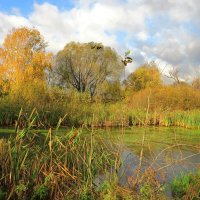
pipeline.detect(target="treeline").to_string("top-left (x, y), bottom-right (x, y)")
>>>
top-left (0, 27), bottom-right (200, 128)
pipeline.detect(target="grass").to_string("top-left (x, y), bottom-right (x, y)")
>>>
top-left (0, 110), bottom-right (166, 199)
top-left (0, 110), bottom-right (199, 199)
top-left (171, 171), bottom-right (200, 199)
top-left (1, 92), bottom-right (200, 129)
top-left (127, 109), bottom-right (200, 128)
top-left (0, 111), bottom-right (121, 199)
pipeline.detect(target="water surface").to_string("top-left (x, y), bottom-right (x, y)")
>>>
top-left (0, 127), bottom-right (199, 186)
top-left (94, 127), bottom-right (200, 196)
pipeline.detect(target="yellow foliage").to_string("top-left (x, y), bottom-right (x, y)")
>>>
top-left (0, 27), bottom-right (52, 94)
top-left (127, 62), bottom-right (162, 91)
top-left (127, 85), bottom-right (200, 111)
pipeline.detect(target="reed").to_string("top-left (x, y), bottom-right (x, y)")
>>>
top-left (0, 111), bottom-right (120, 199)
top-left (1, 102), bottom-right (200, 129)
top-left (1, 110), bottom-right (199, 199)
top-left (0, 90), bottom-right (200, 128)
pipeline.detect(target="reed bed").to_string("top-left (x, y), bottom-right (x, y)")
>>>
top-left (0, 111), bottom-right (122, 200)
top-left (0, 110), bottom-right (199, 199)
top-left (127, 110), bottom-right (200, 128)
top-left (0, 98), bottom-right (200, 129)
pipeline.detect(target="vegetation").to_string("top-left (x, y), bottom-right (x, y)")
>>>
top-left (0, 27), bottom-right (52, 96)
top-left (192, 77), bottom-right (200, 90)
top-left (171, 171), bottom-right (200, 199)
top-left (127, 61), bottom-right (162, 91)
top-left (0, 27), bottom-right (200, 199)
top-left (0, 111), bottom-right (118, 199)
top-left (0, 27), bottom-right (200, 129)
top-left (0, 111), bottom-right (168, 200)
top-left (54, 42), bottom-right (123, 98)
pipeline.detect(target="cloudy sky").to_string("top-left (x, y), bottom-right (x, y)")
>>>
top-left (0, 0), bottom-right (200, 80)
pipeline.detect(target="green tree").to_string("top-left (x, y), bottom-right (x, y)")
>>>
top-left (127, 61), bottom-right (162, 91)
top-left (53, 42), bottom-right (123, 97)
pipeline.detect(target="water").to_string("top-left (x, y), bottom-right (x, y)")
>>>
top-left (94, 127), bottom-right (200, 196)
top-left (1, 126), bottom-right (199, 196)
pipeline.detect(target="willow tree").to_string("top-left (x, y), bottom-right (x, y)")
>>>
top-left (54, 42), bottom-right (124, 97)
top-left (0, 27), bottom-right (52, 95)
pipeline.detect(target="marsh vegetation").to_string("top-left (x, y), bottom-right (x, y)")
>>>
top-left (0, 27), bottom-right (199, 199)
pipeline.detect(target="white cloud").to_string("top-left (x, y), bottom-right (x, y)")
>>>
top-left (137, 31), bottom-right (148, 41)
top-left (0, 0), bottom-right (200, 80)
top-left (0, 13), bottom-right (30, 44)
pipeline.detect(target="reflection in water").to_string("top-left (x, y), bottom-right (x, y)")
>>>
top-left (1, 127), bottom-right (200, 196)
top-left (95, 127), bottom-right (200, 197)
top-left (117, 145), bottom-right (200, 197)
top-left (119, 146), bottom-right (199, 182)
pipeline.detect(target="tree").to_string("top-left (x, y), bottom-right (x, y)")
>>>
top-left (0, 27), bottom-right (52, 94)
top-left (53, 42), bottom-right (124, 97)
top-left (165, 66), bottom-right (190, 86)
top-left (127, 61), bottom-right (162, 91)
top-left (100, 80), bottom-right (123, 102)
top-left (192, 77), bottom-right (200, 90)
top-left (165, 67), bottom-right (181, 85)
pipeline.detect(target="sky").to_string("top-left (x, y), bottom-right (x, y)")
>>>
top-left (0, 0), bottom-right (200, 80)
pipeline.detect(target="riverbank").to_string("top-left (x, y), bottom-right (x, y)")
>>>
top-left (0, 107), bottom-right (200, 129)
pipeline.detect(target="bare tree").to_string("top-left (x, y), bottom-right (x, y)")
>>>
top-left (192, 77), bottom-right (200, 90)
top-left (165, 67), bottom-right (180, 85)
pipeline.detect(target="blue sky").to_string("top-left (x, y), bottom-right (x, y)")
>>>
top-left (0, 0), bottom-right (74, 15)
top-left (0, 0), bottom-right (200, 80)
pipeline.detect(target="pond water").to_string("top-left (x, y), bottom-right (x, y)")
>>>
top-left (0, 126), bottom-right (199, 196)
top-left (93, 127), bottom-right (200, 196)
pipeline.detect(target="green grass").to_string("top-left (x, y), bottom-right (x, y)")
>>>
top-left (0, 110), bottom-right (165, 199)
top-left (0, 128), bottom-right (15, 133)
top-left (171, 171), bottom-right (200, 199)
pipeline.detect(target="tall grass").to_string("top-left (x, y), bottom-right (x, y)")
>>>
top-left (127, 109), bottom-right (200, 128)
top-left (1, 110), bottom-right (199, 199)
top-left (0, 110), bottom-right (168, 200)
top-left (0, 111), bottom-right (121, 199)
top-left (1, 85), bottom-right (200, 128)
top-left (0, 97), bottom-right (200, 129)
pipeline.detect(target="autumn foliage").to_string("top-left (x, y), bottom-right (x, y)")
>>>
top-left (0, 27), bottom-right (52, 94)
top-left (126, 85), bottom-right (200, 111)
top-left (0, 27), bottom-right (200, 127)
top-left (127, 61), bottom-right (162, 91)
